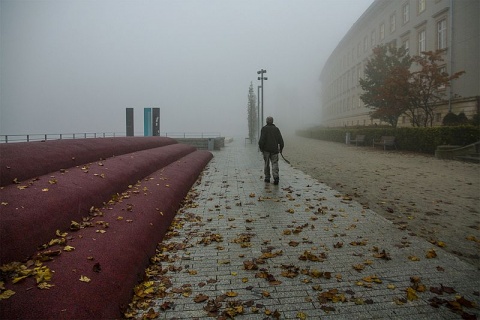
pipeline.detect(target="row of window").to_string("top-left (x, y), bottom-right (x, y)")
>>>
top-left (334, 0), bottom-right (447, 72)
top-left (324, 0), bottom-right (450, 105)
top-left (324, 94), bottom-right (363, 117)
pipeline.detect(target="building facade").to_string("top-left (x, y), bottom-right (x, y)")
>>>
top-left (319, 0), bottom-right (479, 127)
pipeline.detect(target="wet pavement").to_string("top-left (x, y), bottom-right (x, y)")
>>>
top-left (131, 139), bottom-right (480, 319)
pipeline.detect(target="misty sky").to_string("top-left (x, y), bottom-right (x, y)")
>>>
top-left (0, 0), bottom-right (373, 137)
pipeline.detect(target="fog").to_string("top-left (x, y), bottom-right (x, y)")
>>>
top-left (0, 0), bottom-right (372, 138)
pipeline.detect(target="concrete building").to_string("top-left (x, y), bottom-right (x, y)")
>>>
top-left (319, 0), bottom-right (479, 127)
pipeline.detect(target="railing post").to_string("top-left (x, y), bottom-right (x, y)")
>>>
top-left (45, 134), bottom-right (47, 141)
top-left (5, 136), bottom-right (8, 143)
top-left (27, 135), bottom-right (30, 142)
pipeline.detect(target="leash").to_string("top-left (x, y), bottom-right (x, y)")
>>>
top-left (280, 152), bottom-right (290, 164)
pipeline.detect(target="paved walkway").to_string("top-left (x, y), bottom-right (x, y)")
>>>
top-left (131, 139), bottom-right (480, 319)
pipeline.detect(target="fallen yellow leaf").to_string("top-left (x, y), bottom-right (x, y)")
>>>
top-left (37, 282), bottom-right (54, 289)
top-left (406, 287), bottom-right (418, 301)
top-left (35, 266), bottom-right (52, 283)
top-left (79, 275), bottom-right (91, 283)
top-left (426, 249), bottom-right (437, 259)
top-left (436, 241), bottom-right (446, 247)
top-left (56, 230), bottom-right (68, 237)
top-left (0, 290), bottom-right (15, 300)
top-left (12, 276), bottom-right (28, 284)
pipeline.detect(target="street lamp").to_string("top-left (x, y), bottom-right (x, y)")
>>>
top-left (257, 85), bottom-right (261, 139)
top-left (257, 69), bottom-right (267, 130)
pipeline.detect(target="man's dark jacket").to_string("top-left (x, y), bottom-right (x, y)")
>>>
top-left (259, 123), bottom-right (284, 154)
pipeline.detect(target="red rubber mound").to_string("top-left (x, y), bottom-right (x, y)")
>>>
top-left (0, 150), bottom-right (213, 319)
top-left (0, 143), bottom-right (197, 264)
top-left (0, 137), bottom-right (176, 187)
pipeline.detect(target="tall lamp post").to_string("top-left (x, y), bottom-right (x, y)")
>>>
top-left (257, 85), bottom-right (261, 139)
top-left (257, 69), bottom-right (267, 130)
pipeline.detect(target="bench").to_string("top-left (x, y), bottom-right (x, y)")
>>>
top-left (373, 136), bottom-right (396, 150)
top-left (349, 134), bottom-right (366, 146)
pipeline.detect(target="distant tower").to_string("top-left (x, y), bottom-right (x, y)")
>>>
top-left (152, 108), bottom-right (160, 136)
top-left (126, 108), bottom-right (134, 136)
top-left (144, 108), bottom-right (152, 136)
top-left (143, 107), bottom-right (160, 136)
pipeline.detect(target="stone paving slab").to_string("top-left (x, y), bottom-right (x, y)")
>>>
top-left (131, 139), bottom-right (480, 319)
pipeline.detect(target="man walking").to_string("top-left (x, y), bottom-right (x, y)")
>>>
top-left (258, 116), bottom-right (284, 185)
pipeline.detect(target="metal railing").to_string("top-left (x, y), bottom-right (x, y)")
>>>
top-left (163, 132), bottom-right (221, 139)
top-left (0, 132), bottom-right (222, 143)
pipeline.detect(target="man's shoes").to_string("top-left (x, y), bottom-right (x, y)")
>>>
top-left (273, 178), bottom-right (279, 185)
top-left (264, 178), bottom-right (270, 183)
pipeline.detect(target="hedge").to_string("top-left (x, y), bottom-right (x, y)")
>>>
top-left (296, 125), bottom-right (480, 154)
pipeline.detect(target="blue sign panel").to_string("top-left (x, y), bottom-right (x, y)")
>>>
top-left (144, 108), bottom-right (152, 136)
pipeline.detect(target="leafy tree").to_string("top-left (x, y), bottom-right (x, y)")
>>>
top-left (247, 82), bottom-right (257, 142)
top-left (361, 47), bottom-right (465, 128)
top-left (406, 50), bottom-right (465, 127)
top-left (360, 44), bottom-right (412, 127)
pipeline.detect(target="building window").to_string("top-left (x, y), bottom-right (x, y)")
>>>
top-left (437, 18), bottom-right (447, 50)
top-left (371, 30), bottom-right (376, 47)
top-left (390, 13), bottom-right (396, 33)
top-left (418, 29), bottom-right (426, 54)
top-left (364, 36), bottom-right (368, 52)
top-left (351, 67), bottom-right (355, 88)
top-left (380, 23), bottom-right (385, 40)
top-left (435, 113), bottom-right (442, 122)
top-left (438, 66), bottom-right (447, 89)
top-left (402, 38), bottom-right (410, 54)
top-left (388, 39), bottom-right (397, 49)
top-left (418, 0), bottom-right (426, 14)
top-left (403, 2), bottom-right (410, 24)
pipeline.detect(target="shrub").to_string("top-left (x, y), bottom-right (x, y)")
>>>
top-left (296, 125), bottom-right (480, 154)
top-left (457, 112), bottom-right (468, 125)
top-left (470, 114), bottom-right (480, 127)
top-left (442, 112), bottom-right (458, 126)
